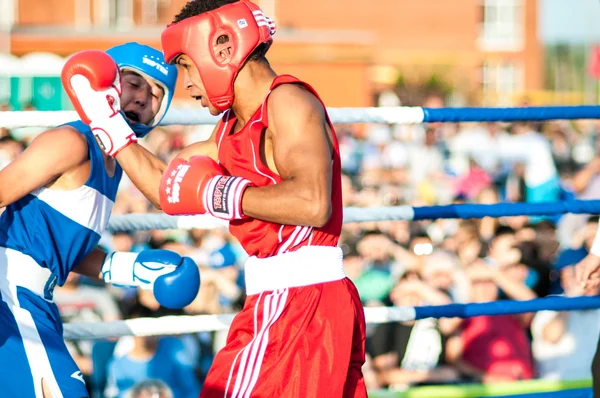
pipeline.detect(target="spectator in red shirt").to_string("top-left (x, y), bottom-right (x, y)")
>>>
top-left (445, 261), bottom-right (537, 383)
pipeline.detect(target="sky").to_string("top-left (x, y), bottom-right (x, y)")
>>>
top-left (540, 0), bottom-right (600, 43)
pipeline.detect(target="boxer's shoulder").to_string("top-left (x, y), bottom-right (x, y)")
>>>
top-left (266, 83), bottom-right (326, 131)
top-left (38, 124), bottom-right (86, 143)
top-left (22, 125), bottom-right (88, 165)
top-left (268, 82), bottom-right (322, 109)
top-left (176, 126), bottom-right (219, 161)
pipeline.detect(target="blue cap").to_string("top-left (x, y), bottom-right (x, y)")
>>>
top-left (106, 42), bottom-right (178, 138)
top-left (554, 248), bottom-right (587, 271)
top-left (209, 244), bottom-right (238, 269)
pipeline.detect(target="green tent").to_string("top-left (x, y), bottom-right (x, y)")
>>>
top-left (2, 52), bottom-right (71, 111)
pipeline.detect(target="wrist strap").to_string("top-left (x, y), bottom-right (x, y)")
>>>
top-left (205, 175), bottom-right (252, 220)
top-left (91, 113), bottom-right (137, 157)
top-left (101, 251), bottom-right (138, 287)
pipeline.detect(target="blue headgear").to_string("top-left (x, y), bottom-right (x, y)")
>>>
top-left (106, 42), bottom-right (178, 138)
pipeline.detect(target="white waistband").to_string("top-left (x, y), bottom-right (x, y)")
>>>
top-left (0, 247), bottom-right (56, 300)
top-left (244, 246), bottom-right (346, 295)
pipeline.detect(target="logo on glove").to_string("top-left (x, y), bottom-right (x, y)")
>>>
top-left (213, 176), bottom-right (231, 214)
top-left (166, 164), bottom-right (190, 203)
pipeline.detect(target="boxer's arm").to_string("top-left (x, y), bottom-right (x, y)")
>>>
top-left (0, 126), bottom-right (88, 208)
top-left (74, 245), bottom-right (200, 309)
top-left (176, 134), bottom-right (218, 161)
top-left (73, 246), bottom-right (107, 278)
top-left (115, 127), bottom-right (218, 209)
top-left (115, 144), bottom-right (168, 209)
top-left (241, 84), bottom-right (333, 227)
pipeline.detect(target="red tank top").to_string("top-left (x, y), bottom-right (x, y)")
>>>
top-left (215, 75), bottom-right (343, 258)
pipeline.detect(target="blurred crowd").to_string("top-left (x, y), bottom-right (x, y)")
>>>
top-left (2, 99), bottom-right (600, 396)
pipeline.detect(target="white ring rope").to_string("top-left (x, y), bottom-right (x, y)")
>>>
top-left (62, 307), bottom-right (419, 340)
top-left (3, 105), bottom-right (600, 129)
top-left (63, 296), bottom-right (600, 340)
top-left (1, 107), bottom-right (425, 128)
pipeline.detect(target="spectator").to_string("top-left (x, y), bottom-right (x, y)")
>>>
top-left (475, 186), bottom-right (501, 242)
top-left (483, 226), bottom-right (521, 269)
top-left (420, 250), bottom-right (469, 303)
top-left (407, 126), bottom-right (448, 204)
top-left (127, 379), bottom-right (173, 398)
top-left (453, 158), bottom-right (492, 201)
top-left (545, 122), bottom-right (576, 175)
top-left (369, 272), bottom-right (460, 389)
top-left (445, 262), bottom-right (536, 383)
top-left (105, 294), bottom-right (201, 398)
top-left (496, 122), bottom-right (560, 204)
top-left (531, 249), bottom-right (600, 381)
top-left (443, 220), bottom-right (486, 267)
top-left (353, 231), bottom-right (398, 304)
top-left (552, 216), bottom-right (599, 294)
top-left (0, 135), bottom-right (25, 171)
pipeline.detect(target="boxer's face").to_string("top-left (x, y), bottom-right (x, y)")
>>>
top-left (175, 54), bottom-right (221, 116)
top-left (120, 71), bottom-right (165, 126)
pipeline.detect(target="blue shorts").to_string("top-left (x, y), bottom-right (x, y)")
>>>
top-left (0, 284), bottom-right (89, 398)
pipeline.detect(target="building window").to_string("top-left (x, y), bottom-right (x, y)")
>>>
top-left (95, 0), bottom-right (132, 28)
top-left (481, 61), bottom-right (524, 105)
top-left (139, 0), bottom-right (171, 25)
top-left (109, 0), bottom-right (133, 28)
top-left (478, 0), bottom-right (524, 52)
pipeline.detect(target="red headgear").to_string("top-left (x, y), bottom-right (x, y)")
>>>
top-left (161, 0), bottom-right (276, 112)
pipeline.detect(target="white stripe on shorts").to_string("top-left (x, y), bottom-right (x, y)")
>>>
top-left (241, 289), bottom-right (288, 397)
top-left (224, 291), bottom-right (264, 398)
top-left (226, 288), bottom-right (288, 398)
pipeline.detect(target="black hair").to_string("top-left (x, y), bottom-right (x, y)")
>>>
top-left (494, 225), bottom-right (515, 237)
top-left (410, 231), bottom-right (431, 241)
top-left (121, 295), bottom-right (185, 319)
top-left (534, 219), bottom-right (556, 233)
top-left (361, 229), bottom-right (384, 238)
top-left (172, 0), bottom-right (270, 64)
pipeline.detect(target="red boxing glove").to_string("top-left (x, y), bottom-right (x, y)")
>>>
top-left (160, 156), bottom-right (253, 220)
top-left (61, 50), bottom-right (137, 156)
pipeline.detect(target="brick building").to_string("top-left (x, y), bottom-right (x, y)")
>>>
top-left (1, 0), bottom-right (542, 110)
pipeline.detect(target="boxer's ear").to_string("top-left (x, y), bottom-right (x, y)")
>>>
top-left (214, 34), bottom-right (233, 64)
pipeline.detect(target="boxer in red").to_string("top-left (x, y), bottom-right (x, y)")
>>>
top-left (159, 2), bottom-right (367, 397)
top-left (60, 1), bottom-right (366, 396)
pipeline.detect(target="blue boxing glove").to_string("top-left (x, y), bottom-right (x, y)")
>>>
top-left (101, 249), bottom-right (200, 309)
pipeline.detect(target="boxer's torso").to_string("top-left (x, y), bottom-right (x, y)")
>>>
top-left (0, 121), bottom-right (122, 291)
top-left (216, 75), bottom-right (343, 258)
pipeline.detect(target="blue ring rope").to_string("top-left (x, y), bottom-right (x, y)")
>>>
top-left (107, 199), bottom-right (600, 232)
top-left (422, 105), bottom-right (600, 122)
top-left (485, 388), bottom-right (592, 398)
top-left (414, 296), bottom-right (600, 320)
top-left (411, 200), bottom-right (600, 221)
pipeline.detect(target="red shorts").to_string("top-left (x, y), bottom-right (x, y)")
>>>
top-left (199, 278), bottom-right (367, 398)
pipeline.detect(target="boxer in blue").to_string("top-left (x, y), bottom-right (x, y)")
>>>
top-left (0, 42), bottom-right (200, 398)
